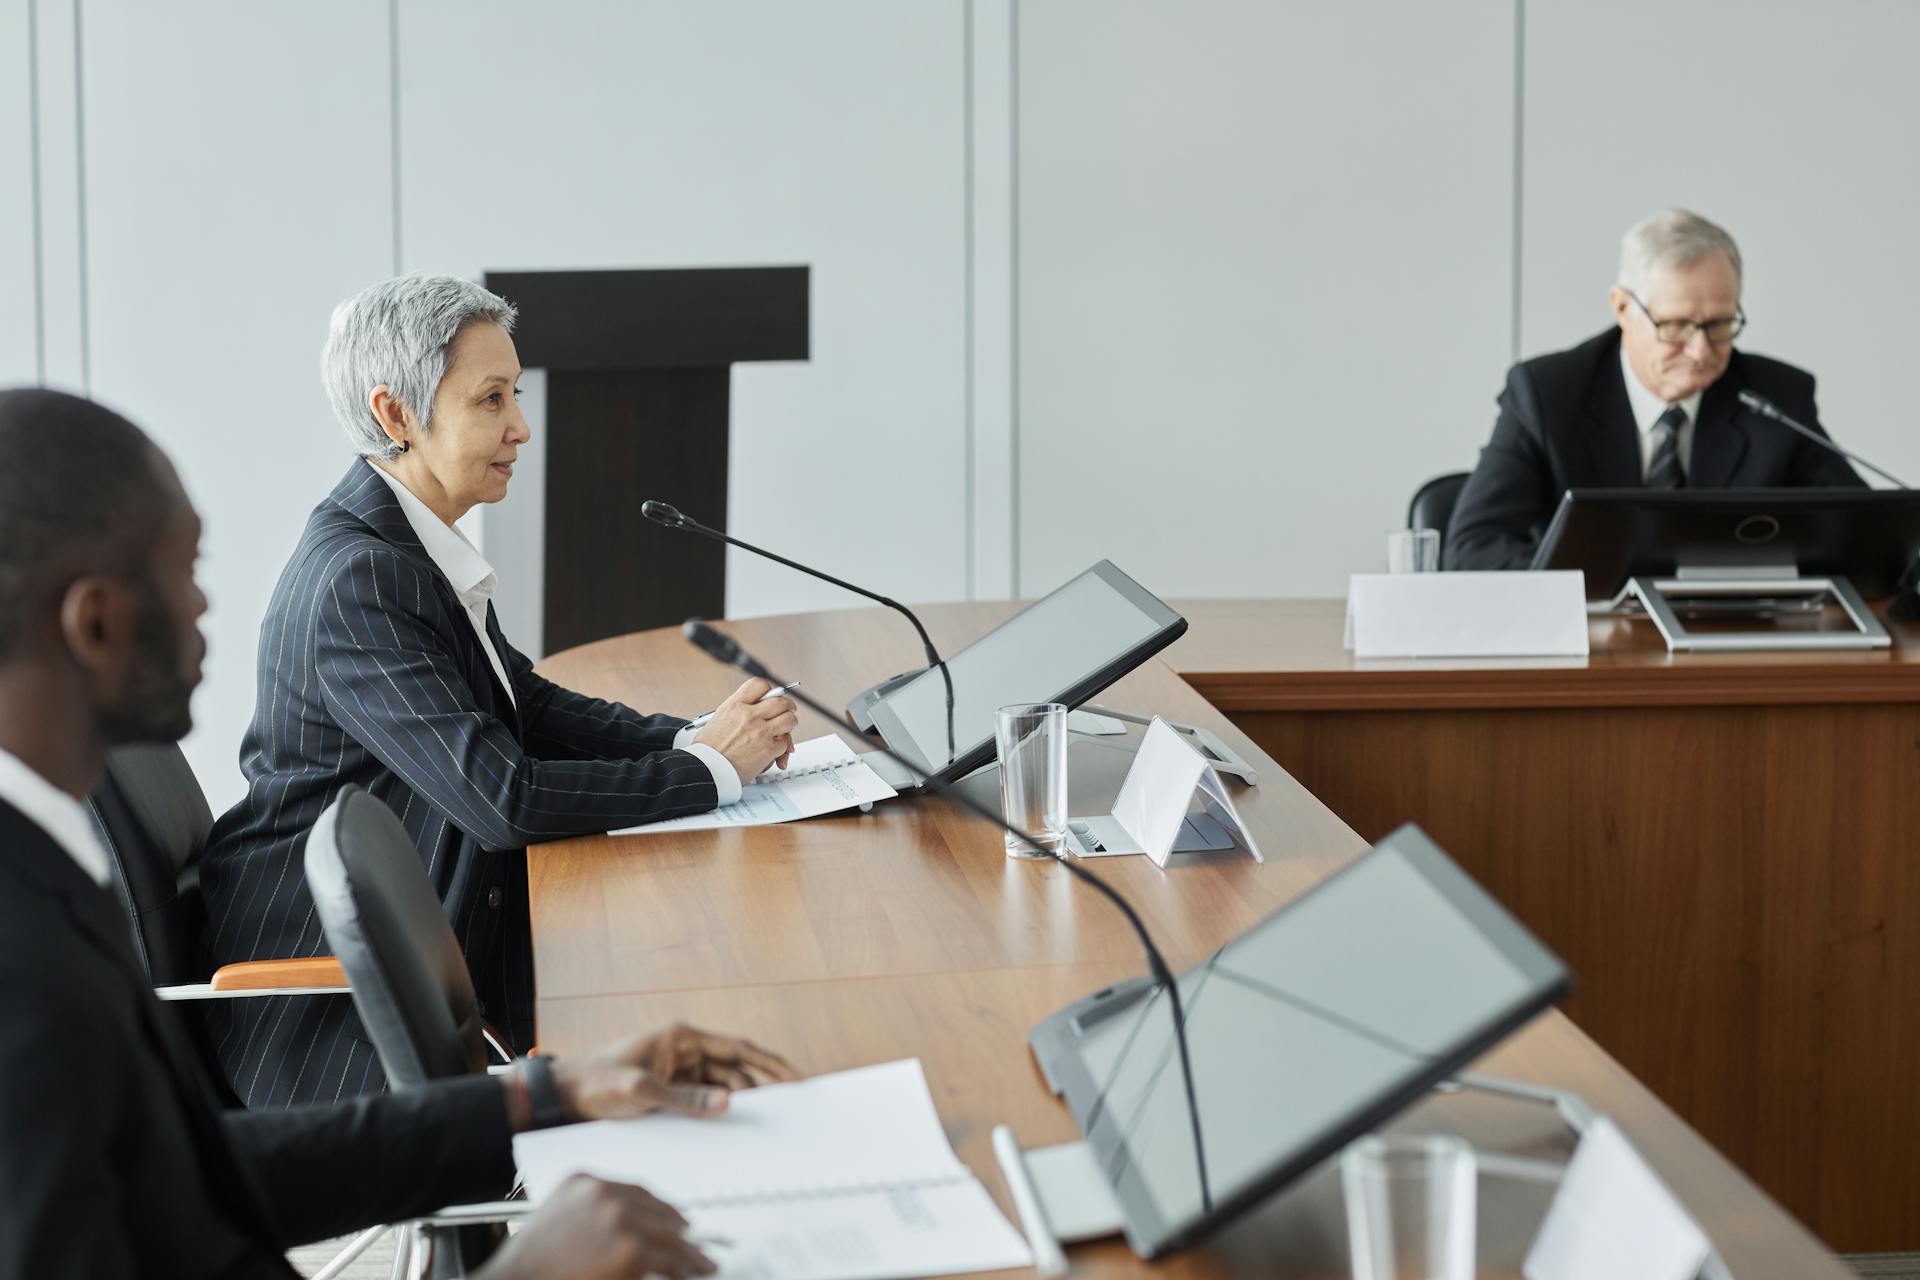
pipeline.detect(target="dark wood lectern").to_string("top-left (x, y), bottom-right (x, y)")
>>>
top-left (483, 267), bottom-right (809, 653)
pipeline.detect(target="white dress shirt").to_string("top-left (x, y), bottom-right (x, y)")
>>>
top-left (370, 466), bottom-right (740, 804)
top-left (0, 747), bottom-right (111, 886)
top-left (1620, 347), bottom-right (1702, 482)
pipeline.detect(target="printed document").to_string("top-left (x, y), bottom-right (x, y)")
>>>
top-left (612, 735), bottom-right (897, 835)
top-left (513, 1059), bottom-right (1034, 1280)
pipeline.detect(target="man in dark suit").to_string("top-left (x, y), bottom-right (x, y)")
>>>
top-left (0, 388), bottom-right (796, 1276)
top-left (201, 275), bottom-right (800, 1108)
top-left (1446, 209), bottom-right (1864, 569)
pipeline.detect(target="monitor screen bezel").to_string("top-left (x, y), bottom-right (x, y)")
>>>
top-left (865, 560), bottom-right (1188, 785)
top-left (1040, 824), bottom-right (1573, 1260)
top-left (1529, 486), bottom-right (1920, 599)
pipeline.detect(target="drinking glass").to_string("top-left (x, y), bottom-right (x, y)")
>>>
top-left (1341, 1134), bottom-right (1476, 1280)
top-left (995, 702), bottom-right (1067, 858)
top-left (1387, 528), bottom-right (1442, 573)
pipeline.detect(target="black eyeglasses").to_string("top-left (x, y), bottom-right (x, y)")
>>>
top-left (1623, 288), bottom-right (1746, 346)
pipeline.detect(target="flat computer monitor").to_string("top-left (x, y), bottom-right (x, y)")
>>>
top-left (1028, 823), bottom-right (1572, 1260)
top-left (865, 561), bottom-right (1187, 785)
top-left (1529, 487), bottom-right (1920, 600)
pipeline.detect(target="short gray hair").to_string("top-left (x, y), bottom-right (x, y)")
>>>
top-left (1617, 209), bottom-right (1743, 296)
top-left (322, 274), bottom-right (517, 460)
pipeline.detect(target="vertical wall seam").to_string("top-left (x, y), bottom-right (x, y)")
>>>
top-left (27, 0), bottom-right (45, 383)
top-left (72, 0), bottom-right (88, 392)
top-left (1510, 0), bottom-right (1525, 363)
top-left (1007, 0), bottom-right (1020, 597)
top-left (389, 0), bottom-right (402, 273)
top-left (963, 0), bottom-right (976, 599)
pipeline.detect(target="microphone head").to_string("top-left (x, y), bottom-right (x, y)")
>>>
top-left (681, 619), bottom-right (772, 679)
top-left (1736, 389), bottom-right (1777, 418)
top-left (682, 618), bottom-right (740, 664)
top-left (641, 500), bottom-right (686, 528)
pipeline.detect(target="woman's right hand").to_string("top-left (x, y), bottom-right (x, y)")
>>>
top-left (692, 678), bottom-right (798, 780)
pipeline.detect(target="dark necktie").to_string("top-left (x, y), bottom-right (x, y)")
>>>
top-left (1647, 405), bottom-right (1686, 489)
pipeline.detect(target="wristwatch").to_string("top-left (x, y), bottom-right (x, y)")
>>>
top-left (519, 1055), bottom-right (569, 1130)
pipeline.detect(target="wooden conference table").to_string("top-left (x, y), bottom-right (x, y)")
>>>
top-left (1167, 599), bottom-right (1920, 1254)
top-left (530, 603), bottom-right (1847, 1277)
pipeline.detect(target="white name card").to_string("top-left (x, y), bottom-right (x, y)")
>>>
top-left (1068, 718), bottom-right (1260, 866)
top-left (1345, 571), bottom-right (1590, 658)
top-left (1524, 1117), bottom-right (1710, 1280)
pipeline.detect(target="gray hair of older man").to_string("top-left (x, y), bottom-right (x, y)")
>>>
top-left (322, 274), bottom-right (518, 460)
top-left (1617, 209), bottom-right (1744, 297)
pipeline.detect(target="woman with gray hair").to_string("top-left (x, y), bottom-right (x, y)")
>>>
top-left (199, 273), bottom-right (798, 1108)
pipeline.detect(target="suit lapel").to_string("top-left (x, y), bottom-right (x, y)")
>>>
top-left (1581, 353), bottom-right (1646, 488)
top-left (1688, 372), bottom-right (1750, 488)
top-left (329, 460), bottom-right (524, 738)
top-left (483, 604), bottom-right (524, 735)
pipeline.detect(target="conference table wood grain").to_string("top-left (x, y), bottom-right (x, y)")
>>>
top-left (530, 604), bottom-right (1845, 1277)
top-left (1166, 597), bottom-right (1920, 1254)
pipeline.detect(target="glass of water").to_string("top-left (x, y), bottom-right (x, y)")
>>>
top-left (1387, 528), bottom-right (1442, 573)
top-left (1341, 1134), bottom-right (1476, 1280)
top-left (995, 702), bottom-right (1068, 858)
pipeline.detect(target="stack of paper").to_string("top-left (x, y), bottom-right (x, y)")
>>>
top-left (612, 735), bottom-right (897, 835)
top-left (512, 1059), bottom-right (1033, 1280)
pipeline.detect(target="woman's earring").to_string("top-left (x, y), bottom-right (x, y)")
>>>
top-left (397, 440), bottom-right (410, 454)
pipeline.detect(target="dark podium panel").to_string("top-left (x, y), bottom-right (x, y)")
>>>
top-left (485, 267), bottom-right (808, 653)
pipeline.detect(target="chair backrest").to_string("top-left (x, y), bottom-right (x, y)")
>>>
top-left (1408, 471), bottom-right (1471, 554)
top-left (304, 786), bottom-right (489, 1088)
top-left (88, 742), bottom-right (215, 986)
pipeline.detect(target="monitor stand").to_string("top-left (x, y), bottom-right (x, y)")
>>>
top-left (844, 669), bottom-right (921, 734)
top-left (1599, 563), bottom-right (1892, 652)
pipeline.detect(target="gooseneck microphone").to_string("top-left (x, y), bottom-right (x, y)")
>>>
top-left (644, 501), bottom-right (956, 762)
top-left (681, 618), bottom-right (1213, 1212)
top-left (1735, 390), bottom-right (1911, 489)
top-left (1733, 393), bottom-right (1920, 619)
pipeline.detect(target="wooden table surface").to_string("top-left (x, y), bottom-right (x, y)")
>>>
top-left (530, 603), bottom-right (1845, 1277)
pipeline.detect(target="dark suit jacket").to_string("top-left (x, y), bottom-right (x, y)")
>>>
top-left (0, 798), bottom-right (514, 1278)
top-left (202, 460), bottom-right (720, 1107)
top-left (1445, 328), bottom-right (1865, 569)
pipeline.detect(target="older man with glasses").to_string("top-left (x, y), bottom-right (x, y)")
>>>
top-left (1445, 208), bottom-right (1865, 570)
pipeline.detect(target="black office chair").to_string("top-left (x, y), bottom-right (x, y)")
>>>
top-left (88, 746), bottom-right (351, 1080)
top-left (90, 742), bottom-right (215, 986)
top-left (87, 746), bottom-right (369, 1277)
top-left (305, 786), bottom-right (518, 1278)
top-left (1407, 471), bottom-right (1472, 559)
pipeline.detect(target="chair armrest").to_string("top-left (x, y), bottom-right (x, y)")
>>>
top-left (412, 1200), bottom-right (533, 1228)
top-left (154, 956), bottom-right (352, 1001)
top-left (211, 956), bottom-right (348, 991)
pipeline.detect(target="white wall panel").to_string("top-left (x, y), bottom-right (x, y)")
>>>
top-left (400, 0), bottom-right (969, 635)
top-left (80, 0), bottom-right (394, 809)
top-left (0, 0), bottom-right (36, 384)
top-left (1521, 0), bottom-right (1920, 489)
top-left (28, 0), bottom-right (82, 389)
top-left (1016, 0), bottom-right (1515, 599)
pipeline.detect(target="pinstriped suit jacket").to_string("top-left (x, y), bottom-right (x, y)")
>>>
top-left (200, 460), bottom-right (719, 1108)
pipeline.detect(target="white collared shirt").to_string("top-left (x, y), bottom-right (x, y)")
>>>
top-left (0, 747), bottom-right (112, 886)
top-left (1619, 347), bottom-right (1702, 481)
top-left (370, 465), bottom-right (740, 804)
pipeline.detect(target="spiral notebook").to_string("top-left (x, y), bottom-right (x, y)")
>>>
top-left (512, 1059), bottom-right (1033, 1280)
top-left (612, 735), bottom-right (898, 835)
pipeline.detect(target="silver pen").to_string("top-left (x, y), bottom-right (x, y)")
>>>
top-left (684, 681), bottom-right (801, 731)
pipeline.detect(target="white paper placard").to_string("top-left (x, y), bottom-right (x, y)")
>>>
top-left (1070, 718), bottom-right (1261, 865)
top-left (1346, 571), bottom-right (1590, 658)
top-left (1109, 717), bottom-right (1207, 860)
top-left (1523, 1117), bottom-right (1710, 1280)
